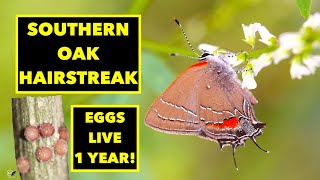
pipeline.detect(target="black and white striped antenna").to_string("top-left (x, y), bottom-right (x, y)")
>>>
top-left (173, 18), bottom-right (200, 57)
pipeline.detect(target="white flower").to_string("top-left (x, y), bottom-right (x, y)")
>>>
top-left (250, 53), bottom-right (273, 76)
top-left (242, 23), bottom-right (261, 47)
top-left (198, 43), bottom-right (244, 67)
top-left (228, 54), bottom-right (244, 67)
top-left (216, 52), bottom-right (243, 67)
top-left (242, 23), bottom-right (275, 47)
top-left (258, 26), bottom-right (276, 46)
top-left (303, 12), bottom-right (320, 30)
top-left (271, 47), bottom-right (291, 64)
top-left (279, 32), bottom-right (304, 54)
top-left (303, 55), bottom-right (320, 73)
top-left (290, 57), bottom-right (312, 79)
top-left (312, 41), bottom-right (320, 49)
top-left (198, 43), bottom-right (219, 53)
top-left (241, 69), bottom-right (257, 89)
top-left (290, 55), bottom-right (320, 79)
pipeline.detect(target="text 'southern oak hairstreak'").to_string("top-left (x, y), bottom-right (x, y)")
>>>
top-left (144, 19), bottom-right (269, 170)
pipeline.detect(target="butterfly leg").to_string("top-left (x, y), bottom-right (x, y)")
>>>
top-left (250, 137), bottom-right (270, 153)
top-left (232, 144), bottom-right (239, 171)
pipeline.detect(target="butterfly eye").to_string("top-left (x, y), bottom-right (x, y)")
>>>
top-left (200, 52), bottom-right (213, 59)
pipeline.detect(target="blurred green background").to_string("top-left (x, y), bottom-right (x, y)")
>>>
top-left (1, 0), bottom-right (320, 179)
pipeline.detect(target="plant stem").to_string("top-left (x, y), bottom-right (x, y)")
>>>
top-left (12, 95), bottom-right (69, 180)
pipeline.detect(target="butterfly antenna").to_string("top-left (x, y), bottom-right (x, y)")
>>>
top-left (232, 145), bottom-right (239, 171)
top-left (170, 53), bottom-right (199, 59)
top-left (250, 137), bottom-right (270, 153)
top-left (236, 67), bottom-right (253, 75)
top-left (174, 18), bottom-right (200, 57)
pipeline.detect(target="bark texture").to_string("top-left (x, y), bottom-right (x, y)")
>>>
top-left (12, 95), bottom-right (69, 180)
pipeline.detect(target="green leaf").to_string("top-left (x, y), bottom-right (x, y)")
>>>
top-left (296, 0), bottom-right (312, 19)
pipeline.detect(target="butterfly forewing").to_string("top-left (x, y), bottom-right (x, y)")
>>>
top-left (144, 61), bottom-right (210, 134)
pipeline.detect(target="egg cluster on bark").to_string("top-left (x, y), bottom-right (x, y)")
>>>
top-left (17, 123), bottom-right (70, 174)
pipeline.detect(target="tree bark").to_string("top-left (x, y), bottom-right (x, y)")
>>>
top-left (12, 95), bottom-right (69, 180)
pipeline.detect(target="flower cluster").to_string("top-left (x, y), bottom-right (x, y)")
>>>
top-left (280, 13), bottom-right (320, 79)
top-left (199, 13), bottom-right (320, 89)
top-left (239, 23), bottom-right (276, 89)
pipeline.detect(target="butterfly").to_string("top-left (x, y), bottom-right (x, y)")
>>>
top-left (144, 18), bottom-right (268, 170)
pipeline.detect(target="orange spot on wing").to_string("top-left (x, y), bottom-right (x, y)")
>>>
top-left (189, 61), bottom-right (208, 68)
top-left (207, 117), bottom-right (239, 129)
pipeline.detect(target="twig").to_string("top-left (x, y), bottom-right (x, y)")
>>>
top-left (12, 95), bottom-right (69, 180)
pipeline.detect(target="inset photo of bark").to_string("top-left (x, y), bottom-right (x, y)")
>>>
top-left (12, 96), bottom-right (69, 180)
